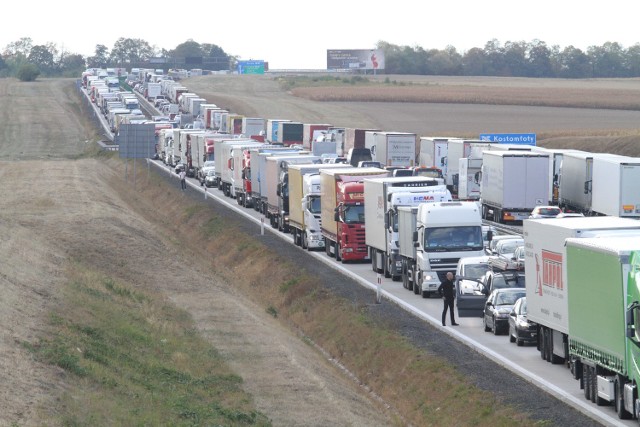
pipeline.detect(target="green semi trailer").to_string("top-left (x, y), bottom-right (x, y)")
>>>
top-left (565, 236), bottom-right (640, 420)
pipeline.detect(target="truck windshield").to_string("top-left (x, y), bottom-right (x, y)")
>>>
top-left (424, 226), bottom-right (483, 251)
top-left (343, 205), bottom-right (365, 224)
top-left (308, 196), bottom-right (321, 214)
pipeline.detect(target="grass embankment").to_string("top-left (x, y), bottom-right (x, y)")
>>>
top-left (25, 261), bottom-right (270, 426)
top-left (97, 154), bottom-right (540, 426)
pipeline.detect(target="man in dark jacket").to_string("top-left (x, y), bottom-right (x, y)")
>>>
top-left (438, 271), bottom-right (459, 326)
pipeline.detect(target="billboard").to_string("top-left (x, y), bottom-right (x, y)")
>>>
top-left (327, 49), bottom-right (385, 71)
top-left (237, 60), bottom-right (265, 75)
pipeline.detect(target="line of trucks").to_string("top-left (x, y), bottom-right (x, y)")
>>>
top-left (83, 68), bottom-right (640, 421)
top-left (519, 216), bottom-right (640, 420)
top-left (84, 67), bottom-right (640, 226)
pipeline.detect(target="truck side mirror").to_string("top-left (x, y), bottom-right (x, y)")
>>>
top-left (334, 206), bottom-right (339, 222)
top-left (276, 183), bottom-right (281, 196)
top-left (412, 231), bottom-right (418, 242)
top-left (487, 230), bottom-right (493, 241)
top-left (584, 180), bottom-right (592, 194)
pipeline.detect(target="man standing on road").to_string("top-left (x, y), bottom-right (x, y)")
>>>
top-left (438, 271), bottom-right (458, 326)
top-left (179, 168), bottom-right (187, 190)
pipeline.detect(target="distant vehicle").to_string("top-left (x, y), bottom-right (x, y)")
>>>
top-left (198, 160), bottom-right (216, 184)
top-left (483, 288), bottom-right (527, 335)
top-left (493, 238), bottom-right (525, 260)
top-left (203, 169), bottom-right (216, 187)
top-left (486, 234), bottom-right (522, 256)
top-left (508, 297), bottom-right (536, 346)
top-left (511, 245), bottom-right (525, 270)
top-left (529, 205), bottom-right (562, 219)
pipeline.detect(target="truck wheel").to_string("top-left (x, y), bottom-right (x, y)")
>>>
top-left (335, 243), bottom-right (342, 262)
top-left (402, 263), bottom-right (409, 289)
top-left (383, 254), bottom-right (391, 278)
top-left (301, 233), bottom-right (307, 249)
top-left (325, 238), bottom-right (333, 257)
top-left (540, 328), bottom-right (547, 361)
top-left (583, 365), bottom-right (592, 401)
top-left (615, 375), bottom-right (631, 419)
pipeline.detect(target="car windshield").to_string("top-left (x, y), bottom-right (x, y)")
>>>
top-left (204, 161), bottom-right (215, 168)
top-left (499, 241), bottom-right (522, 254)
top-left (309, 196), bottom-right (321, 214)
top-left (538, 207), bottom-right (561, 216)
top-left (207, 170), bottom-right (216, 176)
top-left (424, 226), bottom-right (483, 252)
top-left (496, 291), bottom-right (525, 305)
top-left (494, 273), bottom-right (526, 289)
top-left (462, 263), bottom-right (490, 279)
top-left (343, 205), bottom-right (364, 224)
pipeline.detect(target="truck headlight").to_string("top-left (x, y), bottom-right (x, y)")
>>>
top-left (343, 248), bottom-right (354, 253)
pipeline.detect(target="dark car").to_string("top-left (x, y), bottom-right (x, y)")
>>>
top-left (508, 297), bottom-right (537, 346)
top-left (480, 268), bottom-right (526, 297)
top-left (483, 288), bottom-right (527, 335)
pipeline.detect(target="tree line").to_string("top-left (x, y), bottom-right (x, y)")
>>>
top-left (1, 37), bottom-right (639, 80)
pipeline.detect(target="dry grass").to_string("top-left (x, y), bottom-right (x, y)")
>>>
top-left (108, 156), bottom-right (542, 426)
top-left (292, 84), bottom-right (640, 110)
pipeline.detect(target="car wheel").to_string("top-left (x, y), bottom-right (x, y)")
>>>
top-left (483, 316), bottom-right (490, 332)
top-left (509, 326), bottom-right (516, 343)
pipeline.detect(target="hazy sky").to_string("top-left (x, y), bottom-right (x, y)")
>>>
top-left (3, 1), bottom-right (640, 70)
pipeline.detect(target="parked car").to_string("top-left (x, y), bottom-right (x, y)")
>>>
top-left (493, 238), bottom-right (524, 260)
top-left (479, 267), bottom-right (526, 297)
top-left (203, 169), bottom-right (216, 187)
top-left (199, 161), bottom-right (216, 184)
top-left (529, 205), bottom-right (562, 219)
top-left (487, 234), bottom-right (522, 256)
top-left (508, 297), bottom-right (537, 346)
top-left (511, 245), bottom-right (525, 270)
top-left (483, 288), bottom-right (527, 335)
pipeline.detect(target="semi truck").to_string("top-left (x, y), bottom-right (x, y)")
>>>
top-left (266, 154), bottom-right (320, 230)
top-left (418, 137), bottom-right (455, 182)
top-left (564, 236), bottom-right (640, 419)
top-left (480, 151), bottom-right (550, 223)
top-left (277, 121), bottom-right (304, 146)
top-left (214, 138), bottom-right (255, 193)
top-left (523, 217), bottom-right (640, 366)
top-left (228, 141), bottom-right (265, 202)
top-left (364, 131), bottom-right (417, 167)
top-left (266, 119), bottom-right (290, 143)
top-left (302, 123), bottom-right (332, 150)
top-left (242, 117), bottom-right (266, 138)
top-left (320, 167), bottom-right (389, 262)
top-left (250, 147), bottom-right (304, 213)
top-left (401, 201), bottom-right (484, 297)
top-left (457, 157), bottom-right (483, 200)
top-left (446, 139), bottom-right (491, 195)
top-left (287, 163), bottom-right (347, 250)
top-left (590, 155), bottom-right (640, 217)
top-left (363, 177), bottom-right (451, 280)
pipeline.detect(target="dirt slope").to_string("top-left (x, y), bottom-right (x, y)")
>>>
top-left (0, 78), bottom-right (393, 426)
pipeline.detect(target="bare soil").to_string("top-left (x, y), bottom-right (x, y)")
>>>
top-left (2, 74), bottom-right (638, 426)
top-left (0, 78), bottom-right (393, 426)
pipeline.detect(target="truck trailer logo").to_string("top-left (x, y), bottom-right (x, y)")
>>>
top-left (536, 250), bottom-right (563, 296)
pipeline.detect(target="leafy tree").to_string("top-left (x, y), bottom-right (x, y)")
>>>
top-left (17, 62), bottom-right (40, 81)
top-left (554, 45), bottom-right (591, 78)
top-left (28, 45), bottom-right (55, 74)
top-left (87, 44), bottom-right (109, 68)
top-left (60, 53), bottom-right (86, 76)
top-left (110, 38), bottom-right (153, 65)
top-left (0, 54), bottom-right (6, 70)
top-left (528, 40), bottom-right (553, 77)
top-left (172, 40), bottom-right (203, 58)
top-left (624, 44), bottom-right (640, 77)
top-left (3, 37), bottom-right (32, 58)
top-left (461, 47), bottom-right (487, 76)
